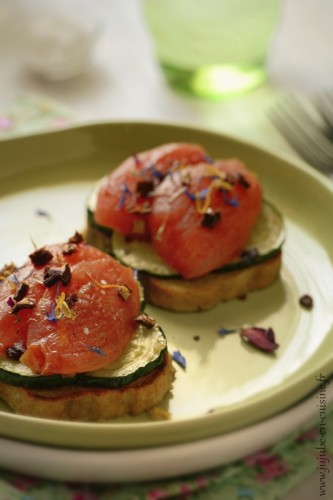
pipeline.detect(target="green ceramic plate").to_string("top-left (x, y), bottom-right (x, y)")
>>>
top-left (0, 121), bottom-right (332, 450)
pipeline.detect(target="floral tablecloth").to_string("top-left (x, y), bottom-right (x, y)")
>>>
top-left (0, 405), bottom-right (332, 500)
top-left (0, 95), bottom-right (332, 500)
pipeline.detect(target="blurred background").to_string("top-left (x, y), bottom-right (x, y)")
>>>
top-left (0, 0), bottom-right (332, 151)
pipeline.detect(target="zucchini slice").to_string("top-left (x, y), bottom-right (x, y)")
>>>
top-left (87, 183), bottom-right (285, 278)
top-left (0, 324), bottom-right (167, 389)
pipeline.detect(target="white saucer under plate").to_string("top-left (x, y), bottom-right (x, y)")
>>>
top-left (1, 382), bottom-right (332, 483)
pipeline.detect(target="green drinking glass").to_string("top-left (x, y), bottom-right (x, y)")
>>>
top-left (143, 0), bottom-right (280, 99)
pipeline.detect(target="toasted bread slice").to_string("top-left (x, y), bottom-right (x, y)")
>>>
top-left (0, 354), bottom-right (175, 421)
top-left (139, 252), bottom-right (282, 312)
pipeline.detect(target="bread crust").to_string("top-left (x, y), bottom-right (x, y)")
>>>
top-left (0, 354), bottom-right (175, 421)
top-left (140, 252), bottom-right (282, 312)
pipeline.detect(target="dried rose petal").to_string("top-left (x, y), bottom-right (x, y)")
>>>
top-left (11, 298), bottom-right (35, 314)
top-left (62, 243), bottom-right (77, 255)
top-left (6, 340), bottom-right (26, 360)
top-left (201, 208), bottom-right (221, 228)
top-left (29, 247), bottom-right (53, 267)
top-left (117, 284), bottom-right (132, 301)
top-left (237, 173), bottom-right (251, 188)
top-left (13, 282), bottom-right (29, 302)
top-left (299, 294), bottom-right (313, 309)
top-left (43, 267), bottom-right (61, 287)
top-left (68, 231), bottom-right (84, 244)
top-left (60, 263), bottom-right (71, 286)
top-left (136, 179), bottom-right (155, 197)
top-left (66, 293), bottom-right (78, 308)
top-left (240, 326), bottom-right (279, 352)
top-left (6, 296), bottom-right (15, 308)
top-left (134, 313), bottom-right (157, 329)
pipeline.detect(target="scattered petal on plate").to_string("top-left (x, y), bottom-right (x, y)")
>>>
top-left (35, 208), bottom-right (51, 218)
top-left (299, 294), bottom-right (313, 309)
top-left (240, 326), bottom-right (279, 352)
top-left (172, 350), bottom-right (186, 369)
top-left (217, 327), bottom-right (238, 336)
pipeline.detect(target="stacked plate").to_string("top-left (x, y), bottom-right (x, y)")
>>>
top-left (0, 122), bottom-right (332, 482)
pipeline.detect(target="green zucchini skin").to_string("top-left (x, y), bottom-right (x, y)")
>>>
top-left (135, 248), bottom-right (283, 280)
top-left (212, 249), bottom-right (282, 274)
top-left (86, 199), bottom-right (285, 280)
top-left (0, 352), bottom-right (166, 390)
top-left (0, 326), bottom-right (167, 390)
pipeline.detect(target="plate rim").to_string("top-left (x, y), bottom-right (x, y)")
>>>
top-left (1, 382), bottom-right (332, 483)
top-left (2, 117), bottom-right (333, 190)
top-left (0, 120), bottom-right (332, 449)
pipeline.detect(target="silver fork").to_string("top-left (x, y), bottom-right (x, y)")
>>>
top-left (269, 93), bottom-right (333, 179)
top-left (314, 91), bottom-right (333, 141)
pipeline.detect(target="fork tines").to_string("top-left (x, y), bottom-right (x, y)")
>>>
top-left (315, 91), bottom-right (333, 140)
top-left (270, 94), bottom-right (333, 179)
